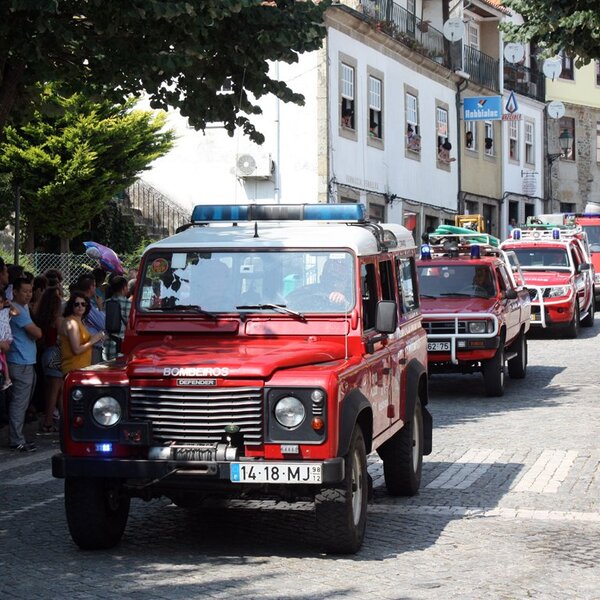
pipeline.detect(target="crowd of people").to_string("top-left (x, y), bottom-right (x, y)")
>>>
top-left (0, 256), bottom-right (135, 453)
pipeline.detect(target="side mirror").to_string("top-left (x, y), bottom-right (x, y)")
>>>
top-left (578, 263), bottom-right (590, 272)
top-left (505, 288), bottom-right (518, 300)
top-left (376, 300), bottom-right (398, 333)
top-left (105, 300), bottom-right (122, 334)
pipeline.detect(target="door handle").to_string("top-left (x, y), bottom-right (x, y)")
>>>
top-left (399, 356), bottom-right (407, 366)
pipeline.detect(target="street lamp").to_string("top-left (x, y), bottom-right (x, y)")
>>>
top-left (547, 128), bottom-right (574, 212)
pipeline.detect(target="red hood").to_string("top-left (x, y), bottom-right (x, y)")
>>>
top-left (125, 338), bottom-right (345, 379)
top-left (521, 271), bottom-right (572, 286)
top-left (420, 297), bottom-right (497, 315)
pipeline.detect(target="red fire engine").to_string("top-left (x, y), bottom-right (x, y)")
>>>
top-left (52, 204), bottom-right (432, 554)
top-left (501, 223), bottom-right (595, 336)
top-left (417, 234), bottom-right (531, 396)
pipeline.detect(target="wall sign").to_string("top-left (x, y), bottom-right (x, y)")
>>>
top-left (463, 96), bottom-right (503, 121)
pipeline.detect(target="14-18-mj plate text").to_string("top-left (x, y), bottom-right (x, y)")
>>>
top-left (230, 462), bottom-right (322, 484)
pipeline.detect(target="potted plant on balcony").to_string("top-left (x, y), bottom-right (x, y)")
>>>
top-left (417, 19), bottom-right (431, 33)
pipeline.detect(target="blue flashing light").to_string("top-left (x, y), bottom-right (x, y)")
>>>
top-left (513, 228), bottom-right (521, 240)
top-left (420, 244), bottom-right (432, 260)
top-left (470, 244), bottom-right (481, 259)
top-left (552, 228), bottom-right (561, 240)
top-left (191, 203), bottom-right (366, 223)
top-left (95, 443), bottom-right (113, 453)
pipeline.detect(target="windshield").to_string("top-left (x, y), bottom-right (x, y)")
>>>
top-left (418, 264), bottom-right (496, 298)
top-left (138, 250), bottom-right (355, 314)
top-left (581, 225), bottom-right (600, 252)
top-left (511, 247), bottom-right (570, 270)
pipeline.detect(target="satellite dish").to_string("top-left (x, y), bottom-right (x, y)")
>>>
top-left (236, 154), bottom-right (257, 176)
top-left (543, 58), bottom-right (562, 81)
top-left (504, 43), bottom-right (525, 64)
top-left (443, 18), bottom-right (465, 42)
top-left (547, 100), bottom-right (565, 119)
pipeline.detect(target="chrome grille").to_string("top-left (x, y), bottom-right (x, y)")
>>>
top-left (129, 386), bottom-right (263, 446)
top-left (423, 320), bottom-right (468, 335)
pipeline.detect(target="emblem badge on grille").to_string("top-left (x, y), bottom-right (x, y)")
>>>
top-left (176, 379), bottom-right (217, 386)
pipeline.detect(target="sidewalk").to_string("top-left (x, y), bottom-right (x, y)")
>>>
top-left (0, 414), bottom-right (46, 448)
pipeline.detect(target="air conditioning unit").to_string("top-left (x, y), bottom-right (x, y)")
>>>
top-left (235, 153), bottom-right (274, 180)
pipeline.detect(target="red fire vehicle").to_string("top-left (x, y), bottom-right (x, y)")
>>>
top-left (501, 224), bottom-right (595, 336)
top-left (417, 235), bottom-right (531, 396)
top-left (573, 210), bottom-right (600, 305)
top-left (52, 204), bottom-right (432, 554)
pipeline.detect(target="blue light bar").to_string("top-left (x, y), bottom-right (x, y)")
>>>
top-left (512, 228), bottom-right (521, 240)
top-left (552, 228), bottom-right (561, 240)
top-left (470, 244), bottom-right (481, 258)
top-left (95, 443), bottom-right (113, 453)
top-left (191, 203), bottom-right (366, 223)
top-left (420, 244), bottom-right (432, 260)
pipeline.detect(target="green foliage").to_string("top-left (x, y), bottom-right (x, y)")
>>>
top-left (503, 1), bottom-right (600, 65)
top-left (121, 237), bottom-right (154, 273)
top-left (0, 0), bottom-right (330, 144)
top-left (0, 86), bottom-right (174, 244)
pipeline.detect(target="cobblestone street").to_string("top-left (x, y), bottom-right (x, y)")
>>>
top-left (1, 327), bottom-right (599, 600)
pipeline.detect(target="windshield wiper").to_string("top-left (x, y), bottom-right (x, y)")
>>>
top-left (236, 303), bottom-right (306, 321)
top-left (147, 304), bottom-right (217, 319)
top-left (438, 293), bottom-right (475, 297)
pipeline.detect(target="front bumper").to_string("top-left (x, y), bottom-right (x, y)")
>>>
top-left (52, 453), bottom-right (345, 484)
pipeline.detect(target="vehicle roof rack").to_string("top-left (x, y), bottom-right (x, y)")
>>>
top-left (421, 234), bottom-right (502, 259)
top-left (511, 224), bottom-right (584, 241)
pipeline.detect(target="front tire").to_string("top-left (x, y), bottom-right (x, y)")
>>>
top-left (315, 427), bottom-right (368, 554)
top-left (507, 331), bottom-right (527, 379)
top-left (565, 302), bottom-right (581, 338)
top-left (380, 398), bottom-right (424, 496)
top-left (581, 296), bottom-right (595, 328)
top-left (65, 477), bottom-right (130, 550)
top-left (483, 342), bottom-right (505, 397)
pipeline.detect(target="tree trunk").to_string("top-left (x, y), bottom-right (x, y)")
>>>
top-left (60, 237), bottom-right (70, 253)
top-left (0, 59), bottom-right (26, 135)
top-left (24, 226), bottom-right (35, 253)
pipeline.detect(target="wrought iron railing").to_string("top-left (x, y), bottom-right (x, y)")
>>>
top-left (362, 0), bottom-right (450, 68)
top-left (503, 63), bottom-right (545, 102)
top-left (123, 181), bottom-right (189, 238)
top-left (462, 45), bottom-right (500, 92)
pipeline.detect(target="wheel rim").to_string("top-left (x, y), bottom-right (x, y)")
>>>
top-left (350, 449), bottom-right (363, 526)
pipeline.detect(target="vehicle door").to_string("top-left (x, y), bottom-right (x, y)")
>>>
top-left (570, 242), bottom-right (590, 312)
top-left (496, 262), bottom-right (520, 343)
top-left (361, 260), bottom-right (391, 438)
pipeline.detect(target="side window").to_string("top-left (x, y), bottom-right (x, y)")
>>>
top-left (379, 260), bottom-right (395, 301)
top-left (361, 263), bottom-right (378, 331)
top-left (496, 265), bottom-right (511, 292)
top-left (397, 257), bottom-right (419, 314)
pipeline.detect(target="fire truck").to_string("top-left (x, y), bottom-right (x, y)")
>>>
top-left (417, 234), bottom-right (531, 396)
top-left (501, 223), bottom-right (595, 336)
top-left (52, 204), bottom-right (432, 554)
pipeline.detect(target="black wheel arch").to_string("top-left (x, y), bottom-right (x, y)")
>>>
top-left (404, 358), bottom-right (432, 456)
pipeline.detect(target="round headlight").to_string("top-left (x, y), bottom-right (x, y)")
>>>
top-left (274, 396), bottom-right (305, 429)
top-left (71, 389), bottom-right (83, 401)
top-left (468, 321), bottom-right (487, 334)
top-left (92, 396), bottom-right (122, 427)
top-left (311, 389), bottom-right (325, 404)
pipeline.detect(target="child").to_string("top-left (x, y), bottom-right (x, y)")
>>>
top-left (0, 288), bottom-right (19, 390)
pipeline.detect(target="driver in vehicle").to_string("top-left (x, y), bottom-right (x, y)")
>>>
top-left (320, 258), bottom-right (351, 305)
top-left (472, 266), bottom-right (495, 297)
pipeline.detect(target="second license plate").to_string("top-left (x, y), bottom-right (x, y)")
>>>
top-left (427, 341), bottom-right (450, 351)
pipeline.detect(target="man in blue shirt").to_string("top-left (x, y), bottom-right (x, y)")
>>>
top-left (7, 278), bottom-right (42, 452)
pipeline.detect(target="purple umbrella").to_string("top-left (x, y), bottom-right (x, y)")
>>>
top-left (84, 241), bottom-right (124, 275)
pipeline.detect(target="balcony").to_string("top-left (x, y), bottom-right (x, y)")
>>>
top-left (362, 0), bottom-right (450, 68)
top-left (462, 45), bottom-right (500, 92)
top-left (503, 63), bottom-right (546, 102)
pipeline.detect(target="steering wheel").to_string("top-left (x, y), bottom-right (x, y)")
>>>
top-left (286, 288), bottom-right (335, 311)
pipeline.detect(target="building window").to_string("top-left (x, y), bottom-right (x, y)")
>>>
top-left (509, 120), bottom-right (519, 161)
top-left (525, 121), bottom-right (535, 165)
top-left (560, 202), bottom-right (575, 213)
top-left (465, 121), bottom-right (477, 151)
top-left (596, 122), bottom-right (600, 163)
top-left (484, 121), bottom-right (494, 156)
top-left (368, 75), bottom-right (382, 139)
top-left (596, 61), bottom-right (600, 86)
top-left (437, 107), bottom-right (449, 148)
top-left (340, 62), bottom-right (355, 130)
top-left (559, 51), bottom-right (574, 80)
top-left (406, 93), bottom-right (420, 152)
top-left (559, 116), bottom-right (576, 160)
top-left (467, 23), bottom-right (480, 49)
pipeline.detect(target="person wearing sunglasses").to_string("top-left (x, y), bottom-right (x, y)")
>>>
top-left (59, 292), bottom-right (105, 376)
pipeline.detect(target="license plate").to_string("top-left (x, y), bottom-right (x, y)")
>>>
top-left (230, 462), bottom-right (322, 484)
top-left (427, 341), bottom-right (450, 351)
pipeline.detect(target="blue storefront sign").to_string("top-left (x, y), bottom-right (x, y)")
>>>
top-left (463, 96), bottom-right (503, 121)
